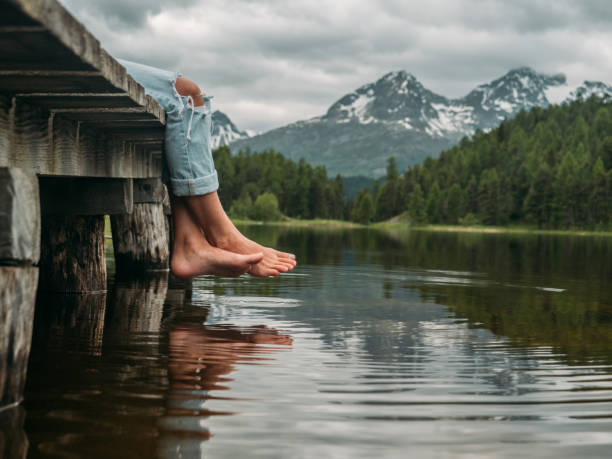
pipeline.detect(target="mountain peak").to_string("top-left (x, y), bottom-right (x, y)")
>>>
top-left (381, 70), bottom-right (416, 81)
top-left (567, 80), bottom-right (612, 101)
top-left (502, 66), bottom-right (566, 86)
top-left (211, 110), bottom-right (252, 149)
top-left (228, 66), bottom-right (611, 178)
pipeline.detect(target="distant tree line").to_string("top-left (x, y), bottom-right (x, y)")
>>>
top-left (217, 96), bottom-right (612, 228)
top-left (214, 146), bottom-right (345, 221)
top-left (353, 96), bottom-right (612, 229)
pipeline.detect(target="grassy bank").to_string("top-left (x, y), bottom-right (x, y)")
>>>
top-left (233, 218), bottom-right (363, 229)
top-left (233, 216), bottom-right (612, 237)
top-left (372, 222), bottom-right (612, 237)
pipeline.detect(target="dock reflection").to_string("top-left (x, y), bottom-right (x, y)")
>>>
top-left (24, 272), bottom-right (292, 457)
top-left (0, 406), bottom-right (27, 459)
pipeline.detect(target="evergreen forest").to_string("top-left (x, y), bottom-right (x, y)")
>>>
top-left (213, 147), bottom-right (345, 221)
top-left (218, 96), bottom-right (612, 229)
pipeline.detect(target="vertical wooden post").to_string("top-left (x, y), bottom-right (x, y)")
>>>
top-left (110, 179), bottom-right (170, 274)
top-left (0, 168), bottom-right (40, 411)
top-left (38, 215), bottom-right (107, 292)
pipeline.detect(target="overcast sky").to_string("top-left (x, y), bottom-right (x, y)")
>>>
top-left (59, 0), bottom-right (612, 132)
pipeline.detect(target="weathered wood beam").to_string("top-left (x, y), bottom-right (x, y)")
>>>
top-left (111, 203), bottom-right (170, 273)
top-left (0, 167), bottom-right (40, 411)
top-left (0, 267), bottom-right (38, 410)
top-left (0, 27), bottom-right (92, 71)
top-left (51, 108), bottom-right (161, 123)
top-left (14, 93), bottom-right (140, 109)
top-left (0, 70), bottom-right (119, 93)
top-left (3, 0), bottom-right (164, 117)
top-left (0, 167), bottom-right (40, 263)
top-left (39, 177), bottom-right (134, 215)
top-left (0, 95), bottom-right (163, 178)
top-left (38, 214), bottom-right (107, 292)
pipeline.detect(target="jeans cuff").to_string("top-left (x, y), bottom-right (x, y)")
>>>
top-left (170, 170), bottom-right (219, 196)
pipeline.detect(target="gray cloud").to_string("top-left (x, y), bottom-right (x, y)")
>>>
top-left (60, 0), bottom-right (199, 28)
top-left (58, 0), bottom-right (612, 132)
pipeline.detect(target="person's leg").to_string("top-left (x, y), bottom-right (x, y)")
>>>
top-left (173, 78), bottom-right (297, 278)
top-left (118, 60), bottom-right (295, 278)
top-left (170, 195), bottom-right (263, 278)
top-left (182, 192), bottom-right (296, 277)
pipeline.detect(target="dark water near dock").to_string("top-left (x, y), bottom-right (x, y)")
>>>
top-left (16, 227), bottom-right (612, 458)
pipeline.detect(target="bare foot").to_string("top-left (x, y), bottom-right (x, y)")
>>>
top-left (207, 228), bottom-right (296, 278)
top-left (170, 234), bottom-right (263, 279)
top-left (182, 192), bottom-right (296, 278)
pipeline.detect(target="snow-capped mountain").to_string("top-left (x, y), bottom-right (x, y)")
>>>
top-left (566, 81), bottom-right (612, 102)
top-left (211, 110), bottom-right (252, 149)
top-left (229, 68), bottom-right (612, 177)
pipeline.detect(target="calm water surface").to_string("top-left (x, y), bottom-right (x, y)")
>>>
top-left (14, 227), bottom-right (612, 458)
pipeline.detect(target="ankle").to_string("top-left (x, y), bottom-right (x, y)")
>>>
top-left (206, 226), bottom-right (239, 249)
top-left (174, 232), bottom-right (207, 256)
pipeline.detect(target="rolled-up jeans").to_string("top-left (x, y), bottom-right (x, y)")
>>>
top-left (118, 59), bottom-right (218, 196)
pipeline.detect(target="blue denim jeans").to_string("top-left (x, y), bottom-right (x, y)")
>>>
top-left (118, 59), bottom-right (218, 196)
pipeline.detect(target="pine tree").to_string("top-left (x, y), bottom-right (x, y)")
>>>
top-left (524, 162), bottom-right (554, 228)
top-left (477, 169), bottom-right (501, 225)
top-left (352, 190), bottom-right (375, 224)
top-left (426, 181), bottom-right (442, 223)
top-left (408, 184), bottom-right (427, 223)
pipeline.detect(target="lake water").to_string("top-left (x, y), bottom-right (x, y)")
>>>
top-left (13, 227), bottom-right (612, 458)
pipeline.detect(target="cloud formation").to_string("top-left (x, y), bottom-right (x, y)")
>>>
top-left (59, 0), bottom-right (612, 132)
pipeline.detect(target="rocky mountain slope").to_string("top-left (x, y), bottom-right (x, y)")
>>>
top-left (222, 68), bottom-right (612, 177)
top-left (211, 110), bottom-right (252, 150)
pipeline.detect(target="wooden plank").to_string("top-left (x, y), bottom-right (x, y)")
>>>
top-left (0, 265), bottom-right (38, 409)
top-left (0, 27), bottom-right (93, 71)
top-left (39, 214), bottom-right (106, 292)
top-left (3, 0), bottom-right (164, 118)
top-left (39, 177), bottom-right (133, 215)
top-left (111, 203), bottom-right (170, 273)
top-left (0, 70), bottom-right (121, 93)
top-left (15, 93), bottom-right (141, 109)
top-left (0, 167), bottom-right (40, 264)
top-left (0, 94), bottom-right (163, 178)
top-left (0, 2), bottom-right (39, 27)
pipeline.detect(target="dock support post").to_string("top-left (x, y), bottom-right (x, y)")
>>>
top-left (110, 179), bottom-right (170, 274)
top-left (0, 167), bottom-right (40, 411)
top-left (38, 215), bottom-right (107, 292)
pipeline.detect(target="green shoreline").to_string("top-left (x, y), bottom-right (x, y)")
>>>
top-left (233, 218), bottom-right (612, 237)
top-left (106, 214), bottom-right (612, 237)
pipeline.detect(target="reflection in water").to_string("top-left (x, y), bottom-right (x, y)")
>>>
top-left (20, 227), bottom-right (612, 458)
top-left (0, 406), bottom-right (27, 459)
top-left (105, 272), bottom-right (169, 336)
top-left (23, 272), bottom-right (292, 458)
top-left (158, 306), bottom-right (292, 457)
top-left (31, 292), bottom-right (107, 356)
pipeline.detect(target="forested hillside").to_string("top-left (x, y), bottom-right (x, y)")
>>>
top-left (214, 147), bottom-right (345, 221)
top-left (355, 96), bottom-right (612, 229)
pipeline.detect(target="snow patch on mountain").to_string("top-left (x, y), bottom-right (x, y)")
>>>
top-left (228, 66), bottom-right (612, 178)
top-left (211, 110), bottom-right (252, 149)
top-left (567, 81), bottom-right (612, 102)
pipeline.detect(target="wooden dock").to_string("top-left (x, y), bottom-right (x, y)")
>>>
top-left (0, 0), bottom-right (175, 415)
